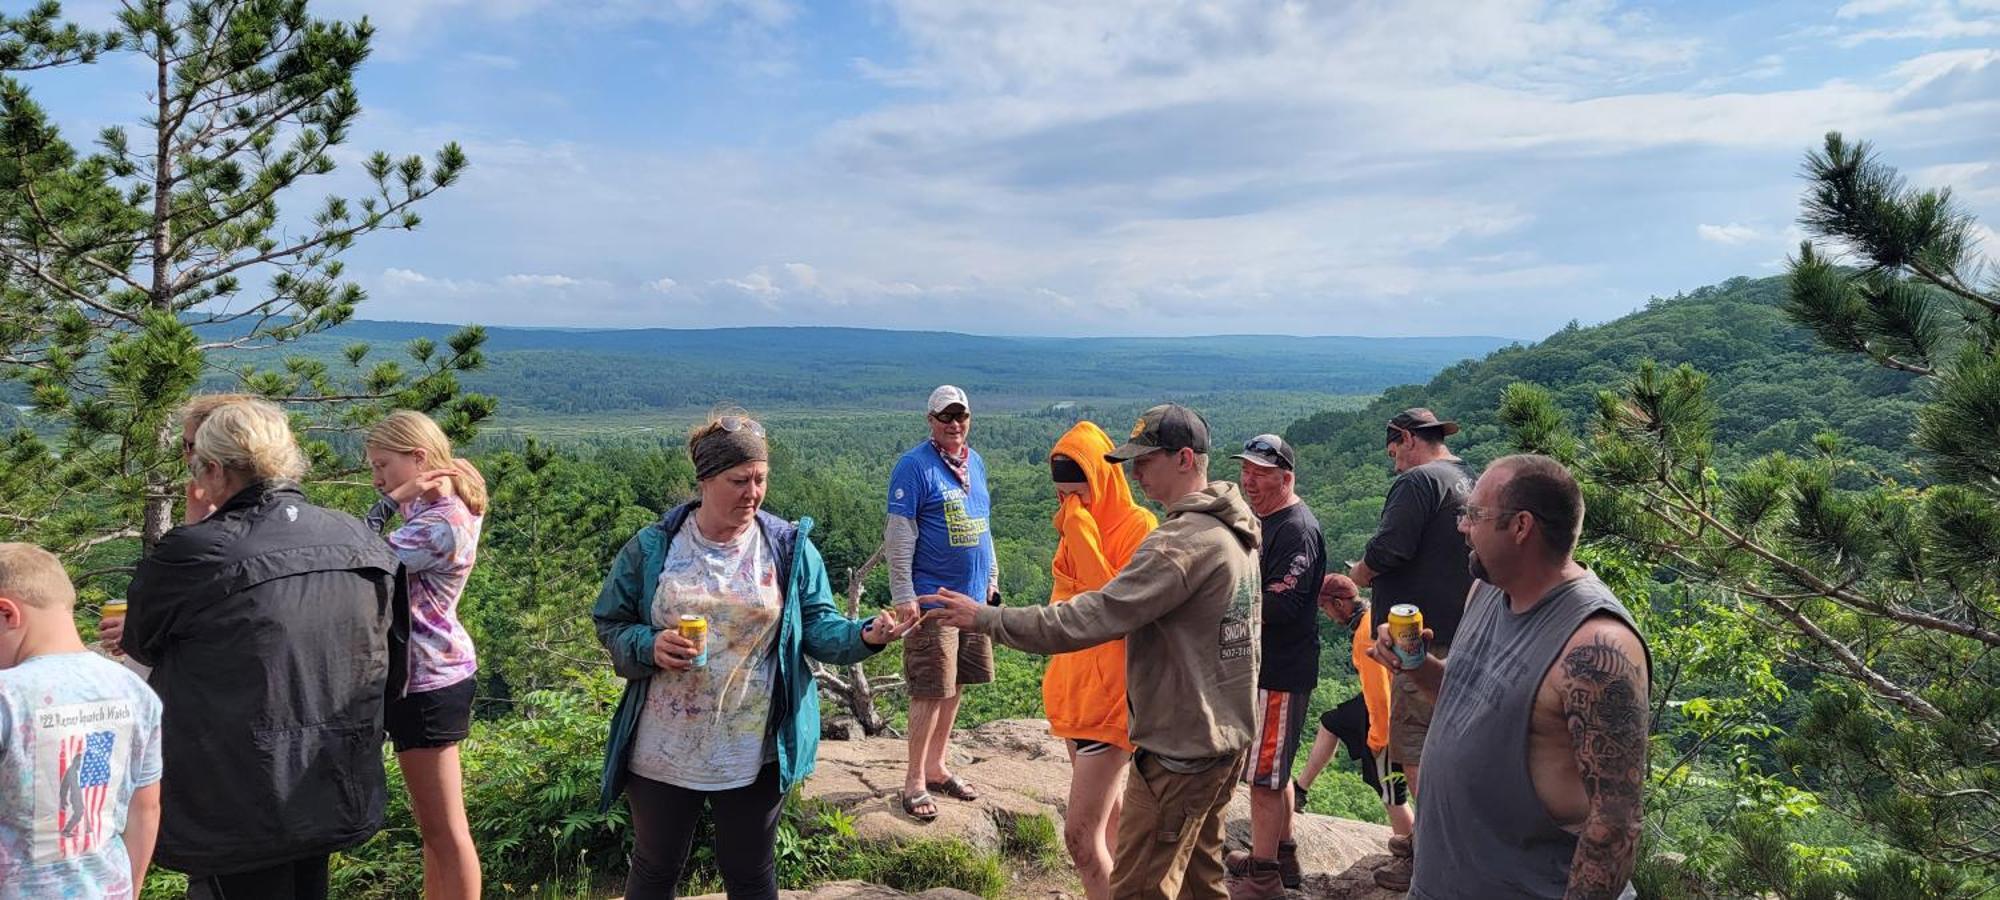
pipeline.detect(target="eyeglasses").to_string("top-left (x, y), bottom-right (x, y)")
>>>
top-left (718, 415), bottom-right (765, 438)
top-left (1386, 425), bottom-right (1408, 446)
top-left (1457, 504), bottom-right (1524, 525)
top-left (931, 409), bottom-right (969, 424)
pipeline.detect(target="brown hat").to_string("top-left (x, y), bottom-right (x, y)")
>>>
top-left (1388, 407), bottom-right (1459, 438)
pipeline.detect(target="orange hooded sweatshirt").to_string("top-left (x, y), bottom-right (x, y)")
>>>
top-left (1042, 421), bottom-right (1158, 750)
top-left (1351, 605), bottom-right (1393, 754)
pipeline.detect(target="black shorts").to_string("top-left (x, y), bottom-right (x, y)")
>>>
top-left (385, 677), bottom-right (475, 752)
top-left (1319, 694), bottom-right (1407, 805)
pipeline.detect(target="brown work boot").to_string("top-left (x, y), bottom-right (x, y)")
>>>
top-left (1227, 859), bottom-right (1287, 900)
top-left (1277, 840), bottom-right (1302, 889)
top-left (1387, 833), bottom-right (1413, 858)
top-left (1372, 854), bottom-right (1413, 891)
top-left (1224, 848), bottom-right (1253, 875)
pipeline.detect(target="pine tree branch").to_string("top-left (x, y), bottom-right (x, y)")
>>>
top-left (66, 527), bottom-right (139, 554)
top-left (1619, 483), bottom-right (1968, 729)
top-left (13, 162), bottom-right (151, 298)
top-left (1863, 348), bottom-right (1936, 377)
top-left (0, 245), bottom-right (144, 325)
top-left (168, 184), bottom-right (445, 295)
top-left (1654, 475), bottom-right (2000, 647)
top-left (1768, 593), bottom-right (1947, 722)
top-left (1909, 258), bottom-right (2000, 316)
top-left (159, 90), bottom-right (327, 231)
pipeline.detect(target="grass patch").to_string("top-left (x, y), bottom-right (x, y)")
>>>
top-left (867, 840), bottom-right (1007, 899)
top-left (1002, 811), bottom-right (1067, 870)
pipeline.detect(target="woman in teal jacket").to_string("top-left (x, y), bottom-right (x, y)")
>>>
top-left (594, 413), bottom-right (910, 900)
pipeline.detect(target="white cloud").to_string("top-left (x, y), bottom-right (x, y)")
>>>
top-left (1838, 0), bottom-right (1927, 18)
top-left (1698, 223), bottom-right (1765, 244)
top-left (1830, 0), bottom-right (2000, 45)
top-left (322, 0), bottom-right (796, 57)
top-left (324, 1), bottom-right (2000, 335)
top-left (500, 273), bottom-right (590, 288)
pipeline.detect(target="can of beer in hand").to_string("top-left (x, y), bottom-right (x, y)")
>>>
top-left (1387, 604), bottom-right (1426, 671)
top-left (677, 614), bottom-right (709, 668)
top-left (100, 600), bottom-right (127, 658)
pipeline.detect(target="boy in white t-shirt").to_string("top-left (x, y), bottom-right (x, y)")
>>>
top-left (0, 543), bottom-right (163, 900)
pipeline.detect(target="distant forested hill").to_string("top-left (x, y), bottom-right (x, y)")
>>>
top-left (229, 322), bottom-right (1514, 416)
top-left (1286, 274), bottom-right (1925, 559)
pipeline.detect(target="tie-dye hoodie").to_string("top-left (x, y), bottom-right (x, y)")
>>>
top-left (387, 494), bottom-right (482, 692)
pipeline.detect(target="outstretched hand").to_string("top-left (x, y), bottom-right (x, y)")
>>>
top-left (921, 588), bottom-right (984, 630)
top-left (862, 604), bottom-right (918, 646)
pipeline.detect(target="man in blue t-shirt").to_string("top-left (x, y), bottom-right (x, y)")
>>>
top-left (885, 385), bottom-right (998, 821)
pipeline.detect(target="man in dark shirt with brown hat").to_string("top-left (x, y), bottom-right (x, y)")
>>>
top-left (1347, 408), bottom-right (1476, 891)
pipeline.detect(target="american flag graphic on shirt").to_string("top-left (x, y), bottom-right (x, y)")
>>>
top-left (28, 699), bottom-right (138, 865)
top-left (57, 730), bottom-right (116, 857)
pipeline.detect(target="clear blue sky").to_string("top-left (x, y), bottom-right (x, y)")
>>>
top-left (31, 0), bottom-right (2000, 337)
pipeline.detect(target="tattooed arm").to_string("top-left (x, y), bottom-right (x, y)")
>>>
top-left (1559, 617), bottom-right (1650, 900)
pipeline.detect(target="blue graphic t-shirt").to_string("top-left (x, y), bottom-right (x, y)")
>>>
top-left (0, 651), bottom-right (163, 900)
top-left (888, 442), bottom-right (995, 608)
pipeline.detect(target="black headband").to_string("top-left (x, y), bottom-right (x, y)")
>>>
top-left (1050, 457), bottom-right (1088, 483)
top-left (693, 428), bottom-right (769, 481)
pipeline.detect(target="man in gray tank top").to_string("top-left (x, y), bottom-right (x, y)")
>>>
top-left (1367, 455), bottom-right (1650, 899)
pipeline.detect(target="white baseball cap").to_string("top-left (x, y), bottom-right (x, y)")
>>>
top-left (928, 385), bottom-right (970, 414)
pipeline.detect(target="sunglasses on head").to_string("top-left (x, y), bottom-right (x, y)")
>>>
top-left (931, 409), bottom-right (969, 424)
top-left (1243, 436), bottom-right (1292, 469)
top-left (1386, 425), bottom-right (1408, 446)
top-left (719, 415), bottom-right (765, 438)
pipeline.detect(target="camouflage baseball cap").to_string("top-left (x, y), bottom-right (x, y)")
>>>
top-left (1105, 404), bottom-right (1211, 462)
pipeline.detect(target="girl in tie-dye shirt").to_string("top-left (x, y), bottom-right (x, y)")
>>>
top-left (365, 411), bottom-right (488, 900)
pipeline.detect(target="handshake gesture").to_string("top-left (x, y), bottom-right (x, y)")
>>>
top-left (648, 603), bottom-right (925, 672)
top-left (912, 587), bottom-right (989, 630)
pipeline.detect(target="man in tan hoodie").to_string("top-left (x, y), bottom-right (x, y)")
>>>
top-left (928, 404), bottom-right (1262, 900)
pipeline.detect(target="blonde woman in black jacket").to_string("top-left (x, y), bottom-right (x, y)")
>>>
top-left (124, 398), bottom-right (402, 900)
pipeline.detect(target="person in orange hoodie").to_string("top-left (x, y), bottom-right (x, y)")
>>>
top-left (1043, 421), bottom-right (1159, 900)
top-left (1291, 573), bottom-right (1414, 845)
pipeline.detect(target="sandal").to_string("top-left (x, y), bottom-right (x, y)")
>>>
top-left (926, 775), bottom-right (980, 801)
top-left (901, 790), bottom-right (939, 821)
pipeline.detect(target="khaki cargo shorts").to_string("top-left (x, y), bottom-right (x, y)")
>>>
top-left (904, 615), bottom-right (995, 699)
top-left (1390, 641), bottom-right (1450, 768)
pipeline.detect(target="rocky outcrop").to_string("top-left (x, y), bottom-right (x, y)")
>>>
top-left (802, 719), bottom-right (1408, 899)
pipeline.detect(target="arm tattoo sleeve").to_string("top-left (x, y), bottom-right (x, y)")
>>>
top-left (1562, 632), bottom-right (1649, 900)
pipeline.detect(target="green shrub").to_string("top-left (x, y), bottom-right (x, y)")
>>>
top-left (331, 676), bottom-right (630, 898)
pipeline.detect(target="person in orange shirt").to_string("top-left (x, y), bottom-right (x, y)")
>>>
top-left (1042, 421), bottom-right (1159, 900)
top-left (1292, 573), bottom-right (1414, 847)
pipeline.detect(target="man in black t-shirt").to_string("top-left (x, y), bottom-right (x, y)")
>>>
top-left (1347, 407), bottom-right (1476, 891)
top-left (1224, 434), bottom-right (1325, 899)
